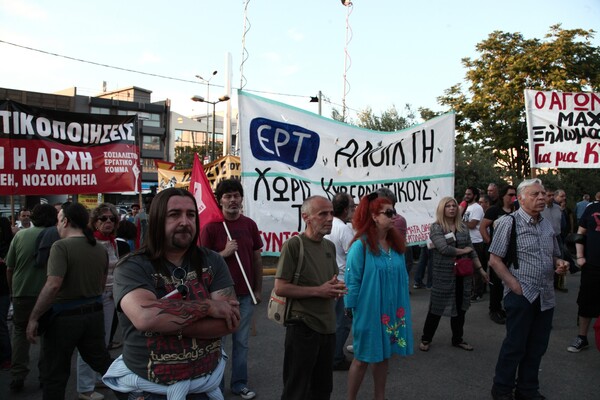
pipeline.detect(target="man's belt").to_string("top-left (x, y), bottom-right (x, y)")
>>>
top-left (58, 302), bottom-right (103, 316)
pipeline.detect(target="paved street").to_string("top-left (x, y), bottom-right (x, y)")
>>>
top-left (3, 271), bottom-right (598, 399)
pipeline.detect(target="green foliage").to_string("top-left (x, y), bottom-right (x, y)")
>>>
top-left (454, 141), bottom-right (507, 200)
top-left (438, 24), bottom-right (600, 180)
top-left (174, 144), bottom-right (223, 169)
top-left (356, 104), bottom-right (418, 131)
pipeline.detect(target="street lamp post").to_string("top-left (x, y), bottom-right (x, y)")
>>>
top-left (191, 94), bottom-right (231, 162)
top-left (195, 71), bottom-right (217, 159)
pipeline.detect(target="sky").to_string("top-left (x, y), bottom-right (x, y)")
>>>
top-left (1, 0), bottom-right (599, 122)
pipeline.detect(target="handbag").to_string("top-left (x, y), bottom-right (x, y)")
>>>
top-left (267, 235), bottom-right (304, 326)
top-left (454, 257), bottom-right (474, 277)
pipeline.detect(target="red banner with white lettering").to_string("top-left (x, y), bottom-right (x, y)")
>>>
top-left (0, 100), bottom-right (140, 195)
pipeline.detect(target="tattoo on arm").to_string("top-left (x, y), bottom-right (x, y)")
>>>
top-left (214, 286), bottom-right (236, 299)
top-left (141, 299), bottom-right (210, 327)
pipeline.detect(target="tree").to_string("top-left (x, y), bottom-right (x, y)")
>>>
top-left (454, 140), bottom-right (506, 200)
top-left (438, 25), bottom-right (600, 179)
top-left (174, 144), bottom-right (223, 169)
top-left (355, 104), bottom-right (417, 131)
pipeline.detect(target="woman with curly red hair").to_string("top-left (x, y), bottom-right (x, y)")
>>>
top-left (345, 193), bottom-right (413, 400)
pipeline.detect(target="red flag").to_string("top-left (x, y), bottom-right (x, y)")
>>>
top-left (190, 153), bottom-right (223, 233)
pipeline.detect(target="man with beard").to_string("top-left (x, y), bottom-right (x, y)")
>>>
top-left (488, 183), bottom-right (500, 205)
top-left (103, 188), bottom-right (240, 399)
top-left (200, 179), bottom-right (263, 400)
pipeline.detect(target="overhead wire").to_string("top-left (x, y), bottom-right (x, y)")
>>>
top-left (0, 38), bottom-right (358, 116)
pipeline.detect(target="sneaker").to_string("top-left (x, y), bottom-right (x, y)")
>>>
top-left (489, 311), bottom-right (506, 325)
top-left (491, 389), bottom-right (514, 400)
top-left (234, 387), bottom-right (256, 400)
top-left (78, 392), bottom-right (105, 400)
top-left (413, 283), bottom-right (426, 289)
top-left (470, 295), bottom-right (482, 302)
top-left (346, 344), bottom-right (354, 353)
top-left (567, 336), bottom-right (589, 353)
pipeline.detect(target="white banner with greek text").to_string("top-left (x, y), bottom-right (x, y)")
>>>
top-left (238, 91), bottom-right (455, 255)
top-left (525, 89), bottom-right (600, 169)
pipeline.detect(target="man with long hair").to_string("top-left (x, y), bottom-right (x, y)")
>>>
top-left (104, 188), bottom-right (240, 399)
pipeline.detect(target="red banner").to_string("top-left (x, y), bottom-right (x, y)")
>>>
top-left (0, 100), bottom-right (140, 195)
top-left (190, 153), bottom-right (223, 231)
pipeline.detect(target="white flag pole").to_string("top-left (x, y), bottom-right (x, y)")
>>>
top-left (222, 221), bottom-right (257, 305)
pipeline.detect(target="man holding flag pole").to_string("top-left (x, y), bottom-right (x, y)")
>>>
top-left (194, 155), bottom-right (263, 400)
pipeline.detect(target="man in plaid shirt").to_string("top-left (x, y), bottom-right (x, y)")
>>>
top-left (488, 178), bottom-right (569, 400)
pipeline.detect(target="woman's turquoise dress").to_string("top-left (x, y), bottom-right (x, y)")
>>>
top-left (345, 240), bottom-right (414, 362)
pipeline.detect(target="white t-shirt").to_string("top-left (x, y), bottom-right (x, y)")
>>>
top-left (324, 216), bottom-right (355, 282)
top-left (463, 202), bottom-right (484, 244)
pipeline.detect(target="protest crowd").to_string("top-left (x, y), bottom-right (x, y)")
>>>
top-left (1, 177), bottom-right (599, 400)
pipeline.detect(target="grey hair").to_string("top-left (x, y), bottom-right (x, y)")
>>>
top-left (301, 195), bottom-right (327, 215)
top-left (517, 178), bottom-right (544, 198)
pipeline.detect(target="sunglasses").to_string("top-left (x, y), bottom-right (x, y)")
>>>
top-left (172, 267), bottom-right (189, 299)
top-left (98, 216), bottom-right (117, 223)
top-left (380, 209), bottom-right (397, 218)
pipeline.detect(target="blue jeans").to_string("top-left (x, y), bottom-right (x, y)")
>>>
top-left (223, 294), bottom-right (253, 393)
top-left (492, 293), bottom-right (553, 397)
top-left (0, 295), bottom-right (11, 364)
top-left (333, 296), bottom-right (351, 365)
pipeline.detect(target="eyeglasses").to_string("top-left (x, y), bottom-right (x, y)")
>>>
top-left (98, 216), bottom-right (117, 223)
top-left (172, 267), bottom-right (189, 299)
top-left (379, 209), bottom-right (397, 218)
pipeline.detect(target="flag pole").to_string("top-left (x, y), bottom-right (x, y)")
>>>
top-left (221, 221), bottom-right (257, 305)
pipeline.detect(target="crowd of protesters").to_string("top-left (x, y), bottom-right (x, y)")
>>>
top-left (1, 178), bottom-right (598, 400)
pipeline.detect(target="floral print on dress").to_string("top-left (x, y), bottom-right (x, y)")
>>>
top-left (381, 307), bottom-right (408, 348)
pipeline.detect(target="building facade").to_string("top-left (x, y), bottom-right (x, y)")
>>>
top-left (0, 86), bottom-right (170, 211)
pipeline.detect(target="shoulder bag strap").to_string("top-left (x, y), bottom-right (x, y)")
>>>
top-left (291, 235), bottom-right (304, 285)
top-left (504, 214), bottom-right (519, 270)
top-left (285, 235), bottom-right (304, 322)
